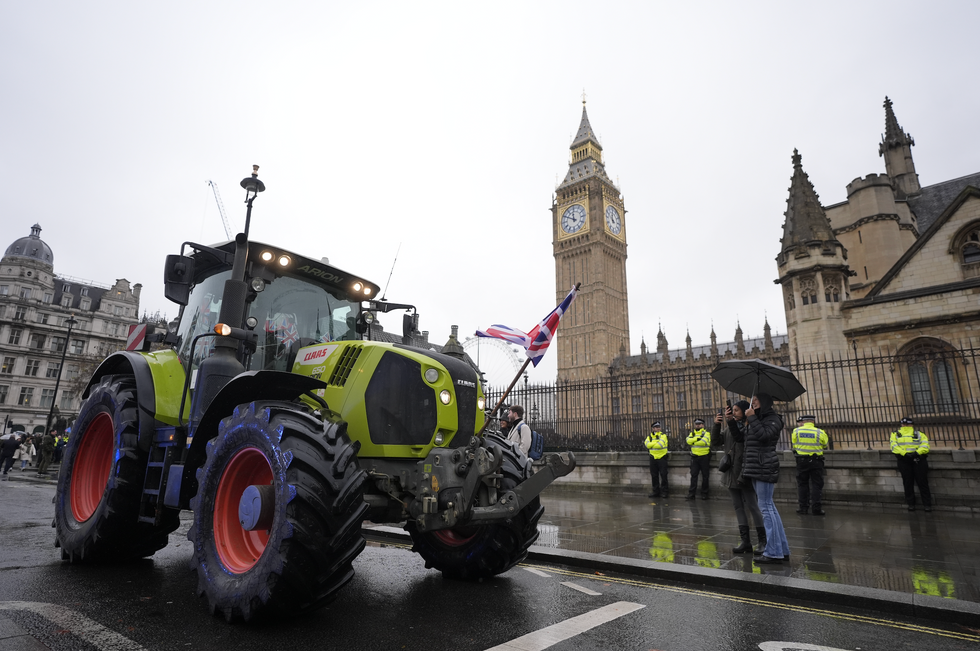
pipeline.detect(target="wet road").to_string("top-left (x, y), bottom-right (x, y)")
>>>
top-left (0, 480), bottom-right (976, 650)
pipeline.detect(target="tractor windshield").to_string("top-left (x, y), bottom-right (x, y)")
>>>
top-left (175, 270), bottom-right (360, 373)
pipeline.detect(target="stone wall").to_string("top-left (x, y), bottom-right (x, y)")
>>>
top-left (544, 450), bottom-right (980, 513)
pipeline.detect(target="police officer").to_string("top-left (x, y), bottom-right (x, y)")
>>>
top-left (685, 418), bottom-right (711, 500)
top-left (891, 417), bottom-right (932, 512)
top-left (792, 415), bottom-right (828, 515)
top-left (644, 421), bottom-right (669, 498)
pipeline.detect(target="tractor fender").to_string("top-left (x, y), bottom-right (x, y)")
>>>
top-left (83, 351), bottom-right (157, 453)
top-left (184, 370), bottom-right (327, 476)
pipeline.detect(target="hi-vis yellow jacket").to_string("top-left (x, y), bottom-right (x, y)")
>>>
top-left (686, 428), bottom-right (711, 456)
top-left (645, 431), bottom-right (669, 459)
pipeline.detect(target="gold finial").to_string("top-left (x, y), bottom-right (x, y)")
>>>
top-left (581, 88), bottom-right (587, 105)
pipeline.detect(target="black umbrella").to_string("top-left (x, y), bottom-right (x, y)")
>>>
top-left (710, 359), bottom-right (806, 402)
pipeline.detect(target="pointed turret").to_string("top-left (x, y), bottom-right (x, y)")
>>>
top-left (764, 318), bottom-right (774, 354)
top-left (735, 323), bottom-right (745, 357)
top-left (878, 96), bottom-right (920, 197)
top-left (657, 325), bottom-right (668, 360)
top-left (780, 150), bottom-right (837, 250)
top-left (558, 99), bottom-right (614, 189)
top-left (685, 330), bottom-right (693, 361)
top-left (442, 325), bottom-right (465, 360)
top-left (710, 326), bottom-right (718, 358)
top-left (640, 337), bottom-right (647, 359)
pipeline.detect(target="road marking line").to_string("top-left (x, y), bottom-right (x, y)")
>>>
top-left (0, 601), bottom-right (147, 650)
top-left (523, 567), bottom-right (552, 578)
top-left (484, 601), bottom-right (645, 651)
top-left (520, 563), bottom-right (980, 643)
top-left (560, 581), bottom-right (601, 596)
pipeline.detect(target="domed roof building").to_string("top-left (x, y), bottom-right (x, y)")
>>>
top-left (3, 224), bottom-right (54, 268)
top-left (1, 224), bottom-right (141, 436)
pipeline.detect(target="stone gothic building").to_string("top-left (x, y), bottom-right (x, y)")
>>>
top-left (550, 98), bottom-right (979, 441)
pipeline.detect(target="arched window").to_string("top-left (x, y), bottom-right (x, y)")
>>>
top-left (799, 277), bottom-right (817, 306)
top-left (964, 242), bottom-right (980, 264)
top-left (901, 339), bottom-right (961, 414)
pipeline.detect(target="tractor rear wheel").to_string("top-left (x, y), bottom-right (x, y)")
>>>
top-left (54, 374), bottom-right (179, 561)
top-left (188, 401), bottom-right (367, 622)
top-left (406, 436), bottom-right (543, 579)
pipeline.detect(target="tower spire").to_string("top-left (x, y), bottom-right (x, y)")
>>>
top-left (878, 96), bottom-right (920, 197)
top-left (780, 149), bottom-right (837, 251)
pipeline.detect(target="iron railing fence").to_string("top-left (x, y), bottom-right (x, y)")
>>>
top-left (484, 340), bottom-right (980, 452)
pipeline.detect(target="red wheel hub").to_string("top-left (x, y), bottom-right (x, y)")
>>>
top-left (70, 412), bottom-right (114, 522)
top-left (432, 528), bottom-right (478, 547)
top-left (214, 448), bottom-right (273, 573)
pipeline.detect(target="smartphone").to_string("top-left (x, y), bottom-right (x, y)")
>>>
top-left (726, 399), bottom-right (732, 408)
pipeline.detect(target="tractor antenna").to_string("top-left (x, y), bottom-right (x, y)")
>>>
top-left (381, 242), bottom-right (401, 301)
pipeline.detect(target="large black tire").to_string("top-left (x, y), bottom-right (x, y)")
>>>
top-left (54, 374), bottom-right (179, 561)
top-left (406, 436), bottom-right (543, 579)
top-left (188, 401), bottom-right (368, 622)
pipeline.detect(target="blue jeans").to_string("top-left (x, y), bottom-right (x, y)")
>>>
top-left (754, 480), bottom-right (790, 558)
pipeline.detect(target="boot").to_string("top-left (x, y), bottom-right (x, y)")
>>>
top-left (732, 526), bottom-right (753, 553)
top-left (753, 527), bottom-right (767, 555)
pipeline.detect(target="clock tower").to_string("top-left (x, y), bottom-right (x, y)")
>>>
top-left (552, 100), bottom-right (630, 381)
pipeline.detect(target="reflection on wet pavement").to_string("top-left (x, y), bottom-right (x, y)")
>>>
top-left (537, 492), bottom-right (980, 602)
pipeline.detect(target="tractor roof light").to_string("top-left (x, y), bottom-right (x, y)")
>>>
top-left (250, 277), bottom-right (266, 292)
top-left (277, 255), bottom-right (291, 267)
top-left (363, 286), bottom-right (372, 295)
top-left (260, 251), bottom-right (274, 262)
top-left (353, 282), bottom-right (363, 292)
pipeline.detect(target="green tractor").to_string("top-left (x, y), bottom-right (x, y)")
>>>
top-left (53, 167), bottom-right (575, 621)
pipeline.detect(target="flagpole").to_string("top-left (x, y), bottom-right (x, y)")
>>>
top-left (477, 357), bottom-right (533, 437)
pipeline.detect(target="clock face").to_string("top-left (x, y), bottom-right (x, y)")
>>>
top-left (561, 204), bottom-right (587, 234)
top-left (605, 205), bottom-right (622, 235)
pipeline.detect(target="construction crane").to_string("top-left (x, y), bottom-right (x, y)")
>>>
top-left (207, 180), bottom-right (233, 240)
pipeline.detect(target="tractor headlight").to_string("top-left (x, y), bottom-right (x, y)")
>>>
top-left (477, 397), bottom-right (485, 410)
top-left (245, 316), bottom-right (258, 329)
top-left (434, 432), bottom-right (445, 446)
top-left (250, 277), bottom-right (266, 292)
top-left (439, 390), bottom-right (451, 405)
top-left (424, 368), bottom-right (439, 383)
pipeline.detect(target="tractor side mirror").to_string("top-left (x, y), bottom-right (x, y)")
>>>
top-left (164, 255), bottom-right (195, 306)
top-left (402, 312), bottom-right (418, 339)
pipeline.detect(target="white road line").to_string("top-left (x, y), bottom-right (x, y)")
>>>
top-left (758, 644), bottom-right (852, 651)
top-left (523, 567), bottom-right (552, 578)
top-left (0, 601), bottom-right (146, 651)
top-left (560, 581), bottom-right (602, 596)
top-left (484, 601), bottom-right (645, 651)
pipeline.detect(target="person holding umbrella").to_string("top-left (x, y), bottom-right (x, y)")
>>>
top-left (742, 393), bottom-right (790, 564)
top-left (714, 401), bottom-right (766, 554)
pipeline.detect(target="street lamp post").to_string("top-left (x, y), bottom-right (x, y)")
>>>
top-left (46, 314), bottom-right (78, 434)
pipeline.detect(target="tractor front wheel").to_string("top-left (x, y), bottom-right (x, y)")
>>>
top-left (188, 401), bottom-right (367, 622)
top-left (54, 374), bottom-right (178, 561)
top-left (406, 436), bottom-right (543, 579)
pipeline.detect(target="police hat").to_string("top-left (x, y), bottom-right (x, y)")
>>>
top-left (802, 415), bottom-right (816, 422)
top-left (900, 417), bottom-right (914, 425)
top-left (796, 415), bottom-right (804, 423)
top-left (652, 421), bottom-right (661, 428)
top-left (693, 418), bottom-right (704, 426)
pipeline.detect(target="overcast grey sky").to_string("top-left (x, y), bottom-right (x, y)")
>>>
top-left (3, 1), bottom-right (978, 383)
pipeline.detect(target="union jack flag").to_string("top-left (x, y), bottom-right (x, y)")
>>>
top-left (281, 323), bottom-right (300, 346)
top-left (476, 284), bottom-right (579, 367)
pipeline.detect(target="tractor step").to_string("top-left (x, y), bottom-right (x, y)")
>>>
top-left (138, 427), bottom-right (176, 525)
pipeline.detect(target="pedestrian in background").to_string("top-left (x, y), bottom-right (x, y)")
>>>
top-left (506, 405), bottom-right (532, 456)
top-left (891, 417), bottom-right (932, 512)
top-left (792, 415), bottom-right (828, 515)
top-left (36, 429), bottom-right (56, 477)
top-left (18, 434), bottom-right (34, 471)
top-left (0, 433), bottom-right (19, 478)
top-left (743, 393), bottom-right (790, 564)
top-left (645, 421), bottom-right (669, 498)
top-left (685, 418), bottom-right (712, 500)
top-left (715, 401), bottom-right (766, 554)
top-left (498, 410), bottom-right (512, 438)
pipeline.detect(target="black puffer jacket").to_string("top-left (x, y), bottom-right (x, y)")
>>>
top-left (741, 404), bottom-right (785, 484)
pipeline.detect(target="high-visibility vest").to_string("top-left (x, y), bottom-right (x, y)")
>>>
top-left (792, 423), bottom-right (828, 456)
top-left (890, 427), bottom-right (930, 456)
top-left (686, 429), bottom-right (711, 456)
top-left (645, 432), bottom-right (669, 459)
